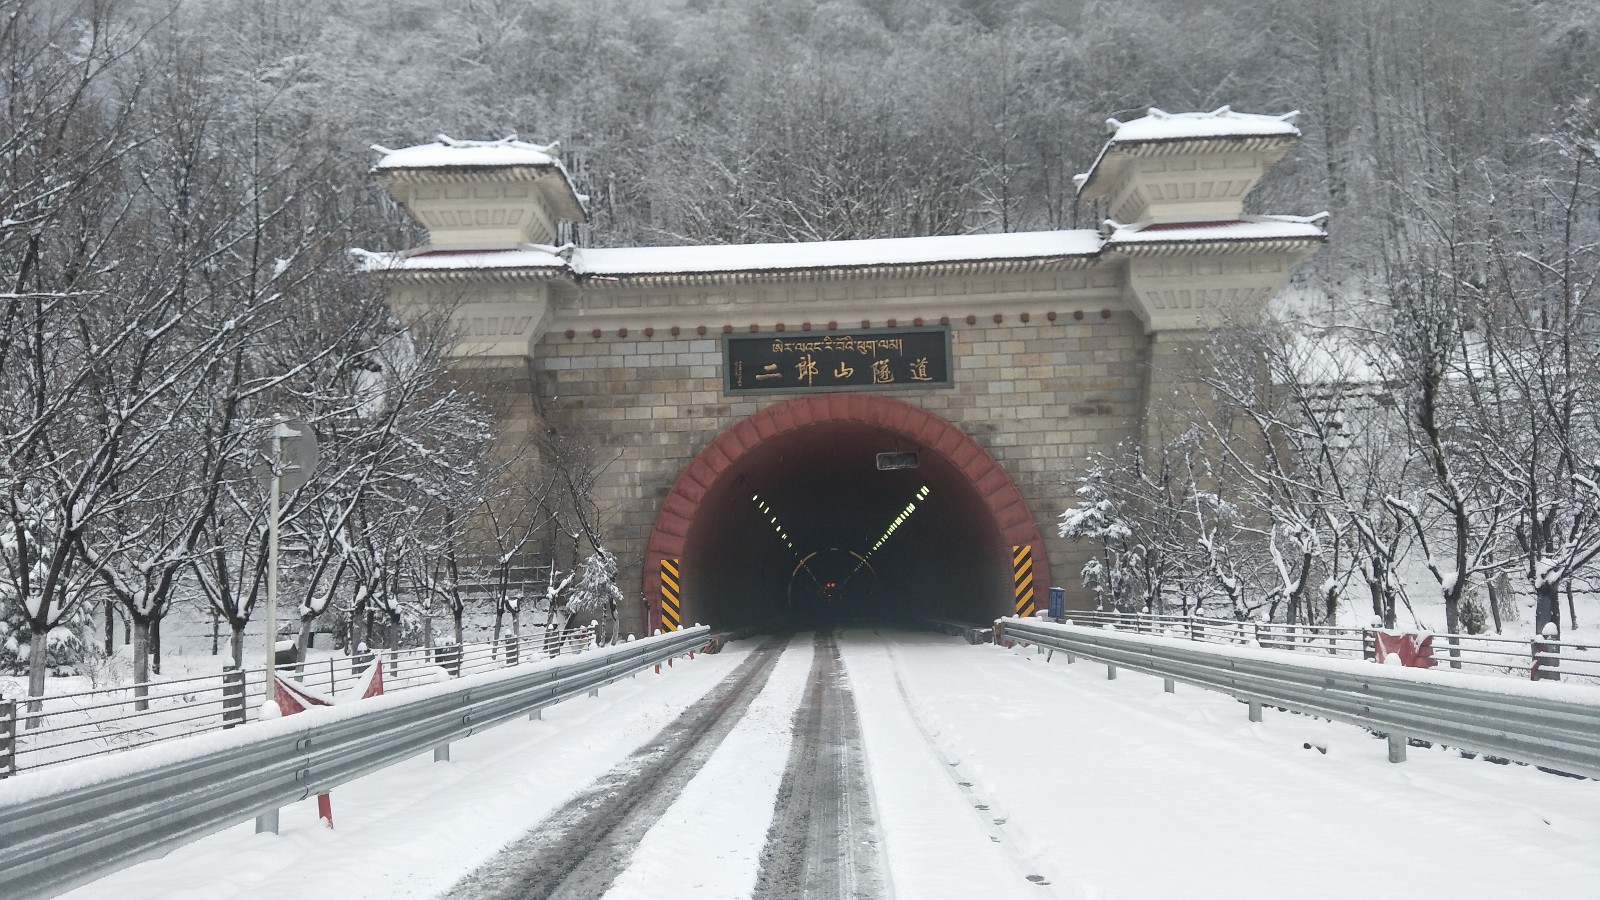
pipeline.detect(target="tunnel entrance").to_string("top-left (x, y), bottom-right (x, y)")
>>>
top-left (644, 394), bottom-right (1049, 632)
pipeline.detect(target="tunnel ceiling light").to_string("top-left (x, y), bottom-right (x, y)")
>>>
top-left (858, 483), bottom-right (933, 568)
top-left (751, 492), bottom-right (803, 560)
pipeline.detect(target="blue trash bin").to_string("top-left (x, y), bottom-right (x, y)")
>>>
top-left (1048, 586), bottom-right (1065, 619)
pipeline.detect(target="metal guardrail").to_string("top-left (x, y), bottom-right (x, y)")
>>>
top-left (1053, 608), bottom-right (1600, 682)
top-left (916, 618), bottom-right (994, 645)
top-left (0, 627), bottom-right (596, 775)
top-left (996, 618), bottom-right (1600, 779)
top-left (0, 626), bottom-right (711, 900)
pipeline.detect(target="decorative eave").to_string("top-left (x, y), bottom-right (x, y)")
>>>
top-left (368, 266), bottom-right (570, 285)
top-left (1076, 134), bottom-right (1299, 201)
top-left (372, 165), bottom-right (588, 223)
top-left (1105, 233), bottom-right (1326, 257)
top-left (576, 255), bottom-right (1101, 288)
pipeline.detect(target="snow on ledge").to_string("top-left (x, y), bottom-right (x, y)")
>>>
top-left (371, 135), bottom-right (562, 171)
top-left (572, 230), bottom-right (1103, 277)
top-left (352, 245), bottom-right (571, 273)
top-left (1103, 214), bottom-right (1328, 246)
top-left (1105, 106), bottom-right (1300, 144)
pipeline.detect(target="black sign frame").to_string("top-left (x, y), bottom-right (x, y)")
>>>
top-left (722, 327), bottom-right (954, 395)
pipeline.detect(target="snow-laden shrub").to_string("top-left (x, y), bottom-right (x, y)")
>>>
top-left (0, 605), bottom-right (95, 676)
top-left (567, 548), bottom-right (624, 615)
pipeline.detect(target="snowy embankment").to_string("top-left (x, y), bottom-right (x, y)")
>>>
top-left (844, 630), bottom-right (1600, 900)
top-left (51, 645), bottom-right (755, 900)
top-left (43, 629), bottom-right (1600, 900)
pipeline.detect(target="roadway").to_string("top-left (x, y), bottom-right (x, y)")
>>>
top-left (57, 627), bottom-right (1600, 900)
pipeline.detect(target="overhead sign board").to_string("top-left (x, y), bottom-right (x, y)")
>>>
top-left (723, 327), bottom-right (953, 394)
top-left (876, 451), bottom-right (920, 471)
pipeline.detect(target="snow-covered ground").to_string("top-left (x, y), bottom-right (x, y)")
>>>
top-left (51, 628), bottom-right (1600, 899)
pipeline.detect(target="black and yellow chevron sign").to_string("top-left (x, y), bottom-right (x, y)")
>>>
top-left (1012, 545), bottom-right (1036, 618)
top-left (660, 558), bottom-right (682, 632)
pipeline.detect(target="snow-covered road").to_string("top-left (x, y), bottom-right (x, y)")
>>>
top-left (55, 628), bottom-right (1600, 899)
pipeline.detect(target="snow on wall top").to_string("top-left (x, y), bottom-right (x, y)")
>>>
top-left (1103, 214), bottom-right (1327, 246)
top-left (371, 135), bottom-right (562, 171)
top-left (1104, 106), bottom-right (1300, 144)
top-left (572, 230), bottom-right (1103, 277)
top-left (354, 219), bottom-right (1324, 279)
top-left (351, 246), bottom-right (570, 273)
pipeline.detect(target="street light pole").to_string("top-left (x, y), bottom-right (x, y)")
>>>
top-left (264, 424), bottom-right (287, 701)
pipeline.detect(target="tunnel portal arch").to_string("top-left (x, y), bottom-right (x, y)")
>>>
top-left (643, 393), bottom-right (1049, 632)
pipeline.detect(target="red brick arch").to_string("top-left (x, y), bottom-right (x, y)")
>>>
top-left (642, 393), bottom-right (1048, 631)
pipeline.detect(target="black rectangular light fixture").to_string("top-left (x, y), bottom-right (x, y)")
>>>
top-left (876, 451), bottom-right (919, 471)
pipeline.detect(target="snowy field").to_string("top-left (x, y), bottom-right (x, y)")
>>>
top-left (52, 628), bottom-right (1600, 900)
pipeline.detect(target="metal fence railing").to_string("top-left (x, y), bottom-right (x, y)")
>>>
top-left (0, 627), bottom-right (712, 900)
top-left (995, 618), bottom-right (1600, 779)
top-left (0, 627), bottom-right (595, 777)
top-left (1047, 609), bottom-right (1600, 683)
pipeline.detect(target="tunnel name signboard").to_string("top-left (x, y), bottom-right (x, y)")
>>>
top-left (724, 327), bottom-right (953, 394)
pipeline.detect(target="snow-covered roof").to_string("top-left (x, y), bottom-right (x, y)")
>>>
top-left (370, 136), bottom-right (562, 171)
top-left (1104, 106), bottom-right (1300, 145)
top-left (357, 220), bottom-right (1322, 283)
top-left (1103, 214), bottom-right (1327, 249)
top-left (572, 230), bottom-right (1102, 278)
top-left (1075, 106), bottom-right (1301, 198)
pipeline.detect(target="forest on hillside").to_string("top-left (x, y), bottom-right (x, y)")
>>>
top-left (150, 0), bottom-right (1600, 265)
top-left (4, 0), bottom-right (1600, 697)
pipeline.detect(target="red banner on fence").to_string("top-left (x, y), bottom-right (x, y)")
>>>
top-left (270, 660), bottom-right (385, 827)
top-left (1373, 631), bottom-right (1436, 668)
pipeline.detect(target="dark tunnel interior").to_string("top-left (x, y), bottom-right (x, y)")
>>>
top-left (678, 420), bottom-right (1016, 630)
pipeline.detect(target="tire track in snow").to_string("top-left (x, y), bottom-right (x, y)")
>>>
top-left (438, 634), bottom-right (793, 900)
top-left (752, 629), bottom-right (888, 900)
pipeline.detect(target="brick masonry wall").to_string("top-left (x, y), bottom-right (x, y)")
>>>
top-left (523, 312), bottom-right (1149, 631)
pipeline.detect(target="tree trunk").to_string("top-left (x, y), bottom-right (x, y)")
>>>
top-left (1485, 578), bottom-right (1504, 635)
top-left (296, 617), bottom-right (312, 659)
top-left (150, 616), bottom-right (162, 676)
top-left (453, 606), bottom-right (464, 647)
top-left (25, 623), bottom-right (48, 728)
top-left (132, 617), bottom-right (151, 712)
top-left (229, 620), bottom-right (246, 668)
top-left (105, 600), bottom-right (116, 655)
top-left (1535, 579), bottom-right (1561, 637)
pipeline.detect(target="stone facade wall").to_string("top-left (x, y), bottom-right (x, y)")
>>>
top-left (523, 309), bottom-right (1149, 630)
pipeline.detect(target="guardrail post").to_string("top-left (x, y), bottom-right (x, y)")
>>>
top-left (221, 666), bottom-right (247, 728)
top-left (255, 808), bottom-right (279, 835)
top-left (1106, 663), bottom-right (1117, 680)
top-left (1163, 677), bottom-right (1175, 693)
top-left (529, 707), bottom-right (543, 721)
top-left (1361, 627), bottom-right (1375, 661)
top-left (1387, 734), bottom-right (1407, 763)
top-left (1188, 615), bottom-right (1199, 642)
top-left (1, 700), bottom-right (15, 777)
top-left (434, 743), bottom-right (450, 762)
top-left (1248, 699), bottom-right (1263, 722)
